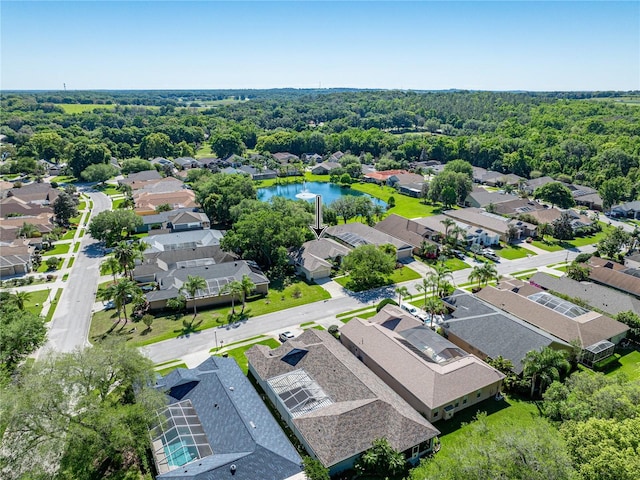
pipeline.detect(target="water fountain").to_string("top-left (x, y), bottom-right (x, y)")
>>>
top-left (295, 181), bottom-right (317, 200)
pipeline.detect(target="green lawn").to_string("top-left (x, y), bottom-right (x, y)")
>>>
top-left (73, 243), bottom-right (80, 253)
top-left (43, 243), bottom-right (71, 256)
top-left (90, 279), bottom-right (330, 347)
top-left (222, 339), bottom-right (280, 374)
top-left (112, 198), bottom-right (125, 209)
top-left (336, 305), bottom-right (378, 319)
top-left (155, 362), bottom-right (188, 376)
top-left (530, 240), bottom-right (566, 252)
top-left (605, 349), bottom-right (640, 380)
top-left (334, 266), bottom-right (422, 291)
top-left (37, 259), bottom-right (62, 273)
top-left (431, 394), bottom-right (544, 455)
top-left (67, 257), bottom-right (75, 269)
top-left (61, 229), bottom-right (77, 241)
top-left (195, 143), bottom-right (214, 158)
top-left (421, 257), bottom-right (470, 272)
top-left (532, 224), bottom-right (614, 251)
top-left (77, 201), bottom-right (86, 211)
top-left (494, 244), bottom-right (533, 260)
top-left (350, 182), bottom-right (440, 219)
top-left (44, 289), bottom-right (62, 322)
top-left (23, 289), bottom-right (49, 316)
top-left (56, 103), bottom-right (117, 114)
top-left (95, 184), bottom-right (121, 196)
top-left (51, 175), bottom-right (77, 184)
top-left (341, 310), bottom-right (378, 323)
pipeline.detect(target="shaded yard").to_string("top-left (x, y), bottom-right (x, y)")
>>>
top-left (333, 266), bottom-right (422, 291)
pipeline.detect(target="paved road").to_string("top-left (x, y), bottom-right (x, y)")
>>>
top-left (143, 244), bottom-right (594, 364)
top-left (42, 190), bottom-right (111, 353)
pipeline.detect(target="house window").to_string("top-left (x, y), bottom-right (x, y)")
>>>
top-left (477, 390), bottom-right (482, 398)
top-left (462, 396), bottom-right (468, 405)
top-left (411, 445), bottom-right (420, 458)
top-left (454, 401), bottom-right (459, 408)
top-left (433, 409), bottom-right (439, 418)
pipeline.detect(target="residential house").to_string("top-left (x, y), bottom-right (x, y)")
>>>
top-left (238, 165), bottom-right (278, 180)
top-left (471, 166), bottom-right (488, 183)
top-left (386, 173), bottom-right (426, 198)
top-left (273, 152), bottom-right (300, 164)
top-left (328, 151), bottom-right (344, 162)
top-left (37, 159), bottom-right (64, 176)
top-left (609, 200), bottom-right (640, 218)
top-left (624, 252), bottom-right (640, 270)
top-left (289, 238), bottom-right (350, 281)
top-left (491, 198), bottom-right (545, 216)
top-left (414, 214), bottom-right (500, 247)
top-left (246, 329), bottom-right (440, 475)
top-left (151, 357), bottom-right (303, 480)
top-left (567, 183), bottom-right (603, 211)
top-left (529, 271), bottom-right (640, 317)
top-left (374, 214), bottom-right (439, 255)
top-left (134, 190), bottom-right (197, 216)
top-left (135, 208), bottom-right (209, 233)
top-left (311, 161), bottom-right (341, 175)
top-left (0, 213), bottom-right (55, 238)
top-left (523, 176), bottom-right (556, 195)
top-left (304, 153), bottom-right (323, 164)
top-left (340, 305), bottom-right (504, 422)
top-left (440, 290), bottom-right (572, 374)
top-left (476, 281), bottom-right (629, 365)
top-left (149, 157), bottom-right (174, 168)
top-left (0, 196), bottom-right (54, 217)
top-left (142, 229), bottom-right (224, 254)
top-left (587, 256), bottom-right (640, 298)
top-left (480, 171), bottom-right (524, 187)
top-left (444, 208), bottom-right (537, 242)
top-left (363, 169), bottom-right (408, 184)
top-left (465, 187), bottom-right (519, 208)
top-left (326, 223), bottom-right (413, 259)
top-left (118, 169), bottom-right (162, 187)
top-left (0, 245), bottom-right (33, 277)
top-left (197, 157), bottom-right (223, 170)
top-left (131, 177), bottom-right (187, 195)
top-left (6, 182), bottom-right (60, 205)
top-left (0, 180), bottom-right (15, 198)
top-left (173, 157), bottom-right (202, 170)
top-left (145, 260), bottom-right (269, 311)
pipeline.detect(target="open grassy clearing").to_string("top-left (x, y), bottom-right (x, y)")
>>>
top-left (43, 243), bottom-right (71, 256)
top-left (90, 279), bottom-right (330, 347)
top-left (112, 198), bottom-right (125, 209)
top-left (56, 103), bottom-right (117, 114)
top-left (533, 224), bottom-right (614, 252)
top-left (195, 143), bottom-right (214, 158)
top-left (333, 266), bottom-right (422, 290)
top-left (222, 338), bottom-right (280, 374)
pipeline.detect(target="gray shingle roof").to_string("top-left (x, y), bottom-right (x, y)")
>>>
top-left (374, 214), bottom-right (438, 249)
top-left (326, 223), bottom-right (412, 252)
top-left (441, 290), bottom-right (571, 373)
top-left (246, 329), bottom-right (439, 468)
top-left (289, 238), bottom-right (350, 273)
top-left (154, 357), bottom-right (302, 480)
top-left (119, 170), bottom-right (162, 184)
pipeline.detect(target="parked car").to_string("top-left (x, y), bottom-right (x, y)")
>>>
top-left (279, 331), bottom-right (295, 342)
top-left (104, 300), bottom-right (115, 310)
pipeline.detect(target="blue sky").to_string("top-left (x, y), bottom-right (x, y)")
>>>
top-left (1, 1), bottom-right (638, 91)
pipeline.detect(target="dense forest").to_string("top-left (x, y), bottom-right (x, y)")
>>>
top-left (2, 89), bottom-right (640, 197)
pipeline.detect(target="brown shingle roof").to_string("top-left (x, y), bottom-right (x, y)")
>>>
top-left (246, 329), bottom-right (439, 468)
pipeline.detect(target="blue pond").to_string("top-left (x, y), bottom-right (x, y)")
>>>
top-left (258, 181), bottom-right (386, 207)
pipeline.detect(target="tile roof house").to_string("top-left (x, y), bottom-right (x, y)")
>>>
top-left (444, 207), bottom-right (537, 241)
top-left (143, 230), bottom-right (225, 254)
top-left (441, 290), bottom-right (572, 373)
top-left (529, 272), bottom-right (640, 317)
top-left (326, 223), bottom-right (413, 259)
top-left (311, 161), bottom-right (342, 175)
top-left (151, 357), bottom-right (303, 480)
top-left (414, 214), bottom-right (500, 247)
top-left (475, 281), bottom-right (628, 356)
top-left (465, 187), bottom-right (519, 208)
top-left (363, 169), bottom-right (409, 184)
top-left (134, 190), bottom-right (197, 216)
top-left (374, 214), bottom-right (440, 255)
top-left (491, 198), bottom-right (545, 216)
top-left (145, 260), bottom-right (269, 311)
top-left (289, 238), bottom-right (350, 281)
top-left (587, 256), bottom-right (640, 298)
top-left (340, 305), bottom-right (504, 422)
top-left (246, 329), bottom-right (440, 475)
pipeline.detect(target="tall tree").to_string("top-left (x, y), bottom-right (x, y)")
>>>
top-left (52, 192), bottom-right (78, 227)
top-left (112, 240), bottom-right (145, 280)
top-left (533, 182), bottom-right (575, 209)
top-left (239, 274), bottom-right (256, 313)
top-left (210, 131), bottom-right (244, 158)
top-left (88, 210), bottom-right (143, 246)
top-left (67, 140), bottom-right (111, 177)
top-left (220, 279), bottom-right (244, 315)
top-left (11, 290), bottom-right (31, 311)
top-left (180, 275), bottom-right (207, 317)
top-left (395, 286), bottom-right (410, 307)
top-left (80, 163), bottom-right (118, 184)
top-left (341, 244), bottom-right (396, 290)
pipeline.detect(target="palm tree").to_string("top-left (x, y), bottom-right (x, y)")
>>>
top-left (424, 296), bottom-right (446, 329)
top-left (440, 218), bottom-right (455, 242)
top-left (12, 290), bottom-right (31, 311)
top-left (101, 256), bottom-right (122, 283)
top-left (109, 279), bottom-right (140, 326)
top-left (180, 275), bottom-right (207, 317)
top-left (239, 274), bottom-right (256, 313)
top-left (522, 347), bottom-right (571, 398)
top-left (415, 277), bottom-right (432, 311)
top-left (373, 204), bottom-right (385, 221)
top-left (450, 225), bottom-right (466, 248)
top-left (432, 263), bottom-right (453, 297)
top-left (18, 222), bottom-right (39, 239)
top-left (395, 286), bottom-right (410, 307)
top-left (538, 222), bottom-right (550, 243)
top-left (420, 241), bottom-right (438, 259)
top-left (220, 280), bottom-right (244, 315)
top-left (469, 262), bottom-right (498, 289)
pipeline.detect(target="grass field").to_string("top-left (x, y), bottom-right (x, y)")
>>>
top-left (334, 266), bottom-right (422, 291)
top-left (90, 279), bottom-right (330, 347)
top-left (43, 243), bottom-right (71, 256)
top-left (112, 198), bottom-right (125, 209)
top-left (494, 244), bottom-right (533, 260)
top-left (61, 229), bottom-right (77, 241)
top-left (23, 289), bottom-right (49, 316)
top-left (350, 182), bottom-right (441, 219)
top-left (222, 338), bottom-right (280, 374)
top-left (605, 349), bottom-right (640, 380)
top-left (56, 103), bottom-right (117, 114)
top-left (195, 143), bottom-right (214, 158)
top-left (37, 259), bottom-right (62, 273)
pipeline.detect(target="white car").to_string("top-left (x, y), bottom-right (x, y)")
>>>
top-left (279, 331), bottom-right (295, 342)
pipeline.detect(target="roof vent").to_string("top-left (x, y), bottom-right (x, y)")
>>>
top-left (250, 421), bottom-right (256, 428)
top-left (229, 386), bottom-right (234, 391)
top-left (230, 464), bottom-right (237, 475)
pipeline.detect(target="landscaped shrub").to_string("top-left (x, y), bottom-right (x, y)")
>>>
top-left (376, 298), bottom-right (398, 312)
top-left (328, 325), bottom-right (340, 339)
top-left (574, 253), bottom-right (592, 264)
